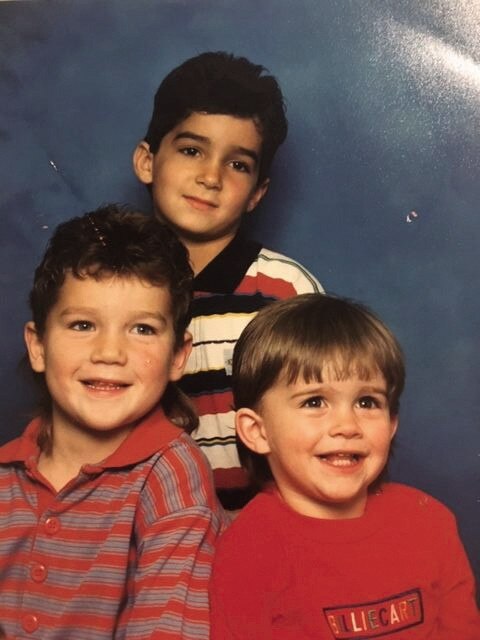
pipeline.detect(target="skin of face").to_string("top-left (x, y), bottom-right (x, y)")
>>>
top-left (24, 273), bottom-right (191, 450)
top-left (133, 112), bottom-right (269, 253)
top-left (236, 366), bottom-right (398, 519)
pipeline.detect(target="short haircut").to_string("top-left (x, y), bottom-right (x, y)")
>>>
top-left (232, 293), bottom-right (405, 489)
top-left (28, 203), bottom-right (197, 442)
top-left (143, 51), bottom-right (288, 183)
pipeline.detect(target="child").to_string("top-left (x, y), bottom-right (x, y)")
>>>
top-left (0, 204), bottom-right (227, 640)
top-left (210, 293), bottom-right (480, 639)
top-left (133, 51), bottom-right (323, 508)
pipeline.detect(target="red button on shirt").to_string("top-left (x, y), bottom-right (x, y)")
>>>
top-left (22, 614), bottom-right (39, 633)
top-left (31, 563), bottom-right (48, 583)
top-left (44, 516), bottom-right (60, 535)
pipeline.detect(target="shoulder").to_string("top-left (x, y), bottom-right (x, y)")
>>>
top-left (377, 482), bottom-right (456, 526)
top-left (215, 491), bottom-right (282, 557)
top-left (139, 432), bottom-right (222, 519)
top-left (244, 246), bottom-right (323, 295)
top-left (214, 493), bottom-right (285, 586)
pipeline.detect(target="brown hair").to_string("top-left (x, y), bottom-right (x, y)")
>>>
top-left (143, 51), bottom-right (287, 184)
top-left (28, 203), bottom-right (198, 448)
top-left (232, 293), bottom-right (405, 489)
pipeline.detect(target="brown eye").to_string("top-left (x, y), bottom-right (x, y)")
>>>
top-left (70, 320), bottom-right (94, 331)
top-left (302, 396), bottom-right (324, 408)
top-left (358, 396), bottom-right (378, 409)
top-left (132, 324), bottom-right (156, 336)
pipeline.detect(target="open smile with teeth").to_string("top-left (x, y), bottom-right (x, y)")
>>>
top-left (82, 380), bottom-right (129, 390)
top-left (319, 452), bottom-right (363, 467)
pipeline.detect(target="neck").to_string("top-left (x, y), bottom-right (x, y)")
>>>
top-left (38, 419), bottom-right (133, 492)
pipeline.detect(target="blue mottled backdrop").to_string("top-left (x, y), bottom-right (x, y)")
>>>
top-left (1, 0), bottom-right (479, 587)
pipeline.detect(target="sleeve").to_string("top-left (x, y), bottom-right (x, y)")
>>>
top-left (116, 439), bottom-right (226, 640)
top-left (432, 508), bottom-right (480, 639)
top-left (254, 249), bottom-right (324, 297)
top-left (288, 262), bottom-right (324, 295)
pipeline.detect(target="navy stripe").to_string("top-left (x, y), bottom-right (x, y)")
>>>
top-left (193, 235), bottom-right (262, 293)
top-left (191, 292), bottom-right (275, 317)
top-left (179, 370), bottom-right (231, 397)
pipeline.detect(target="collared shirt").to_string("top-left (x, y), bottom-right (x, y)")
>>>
top-left (178, 234), bottom-right (323, 502)
top-left (0, 408), bottom-right (227, 640)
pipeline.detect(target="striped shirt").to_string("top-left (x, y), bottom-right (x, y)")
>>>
top-left (178, 234), bottom-right (323, 503)
top-left (0, 408), bottom-right (228, 639)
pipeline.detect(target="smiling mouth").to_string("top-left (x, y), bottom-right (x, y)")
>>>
top-left (82, 380), bottom-right (129, 390)
top-left (183, 195), bottom-right (219, 209)
top-left (319, 453), bottom-right (363, 467)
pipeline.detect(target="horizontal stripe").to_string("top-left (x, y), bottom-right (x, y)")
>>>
top-left (184, 244), bottom-right (323, 496)
top-left (0, 415), bottom-right (227, 639)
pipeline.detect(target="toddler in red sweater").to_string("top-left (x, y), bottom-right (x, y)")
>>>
top-left (210, 293), bottom-right (479, 639)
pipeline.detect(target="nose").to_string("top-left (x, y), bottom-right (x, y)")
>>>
top-left (328, 407), bottom-right (362, 439)
top-left (91, 331), bottom-right (127, 365)
top-left (196, 159), bottom-right (222, 190)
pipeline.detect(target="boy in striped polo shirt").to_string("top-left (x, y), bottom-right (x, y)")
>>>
top-left (0, 205), bottom-right (226, 639)
top-left (133, 51), bottom-right (324, 508)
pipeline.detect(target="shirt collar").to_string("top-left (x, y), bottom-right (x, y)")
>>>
top-left (0, 408), bottom-right (183, 469)
top-left (193, 233), bottom-right (262, 294)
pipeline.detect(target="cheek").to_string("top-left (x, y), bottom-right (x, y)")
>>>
top-left (134, 346), bottom-right (174, 380)
top-left (270, 432), bottom-right (309, 459)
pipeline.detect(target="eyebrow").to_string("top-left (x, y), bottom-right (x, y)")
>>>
top-left (173, 131), bottom-right (260, 164)
top-left (59, 307), bottom-right (168, 325)
top-left (290, 383), bottom-right (388, 399)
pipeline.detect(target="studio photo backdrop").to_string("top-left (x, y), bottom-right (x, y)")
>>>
top-left (1, 0), bottom-right (479, 587)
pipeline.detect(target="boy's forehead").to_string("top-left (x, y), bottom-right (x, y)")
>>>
top-left (169, 111), bottom-right (263, 144)
top-left (56, 271), bottom-right (172, 305)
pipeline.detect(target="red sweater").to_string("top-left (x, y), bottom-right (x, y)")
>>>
top-left (0, 408), bottom-right (228, 639)
top-left (210, 483), bottom-right (479, 639)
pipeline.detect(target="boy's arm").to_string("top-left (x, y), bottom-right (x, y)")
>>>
top-left (434, 515), bottom-right (479, 638)
top-left (116, 438), bottom-right (225, 640)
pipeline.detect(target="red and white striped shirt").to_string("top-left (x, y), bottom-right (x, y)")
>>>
top-left (0, 408), bottom-right (228, 639)
top-left (179, 234), bottom-right (323, 502)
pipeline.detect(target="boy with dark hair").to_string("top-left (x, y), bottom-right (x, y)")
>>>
top-left (133, 52), bottom-right (323, 507)
top-left (0, 204), bottom-right (226, 639)
top-left (210, 293), bottom-right (479, 639)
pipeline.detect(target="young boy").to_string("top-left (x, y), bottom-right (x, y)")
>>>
top-left (133, 51), bottom-right (323, 507)
top-left (210, 293), bottom-right (479, 639)
top-left (0, 205), bottom-right (227, 640)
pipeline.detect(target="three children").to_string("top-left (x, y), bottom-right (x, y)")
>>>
top-left (133, 51), bottom-right (323, 507)
top-left (210, 293), bottom-right (479, 639)
top-left (0, 205), bottom-right (226, 639)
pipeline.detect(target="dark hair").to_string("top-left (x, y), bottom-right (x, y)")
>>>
top-left (143, 51), bottom-right (288, 183)
top-left (29, 203), bottom-right (197, 446)
top-left (232, 293), bottom-right (405, 490)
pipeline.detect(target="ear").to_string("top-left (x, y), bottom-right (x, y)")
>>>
top-left (168, 331), bottom-right (193, 382)
top-left (235, 407), bottom-right (271, 454)
top-left (390, 415), bottom-right (399, 440)
top-left (246, 178), bottom-right (269, 213)
top-left (24, 321), bottom-right (46, 373)
top-left (133, 141), bottom-right (154, 185)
